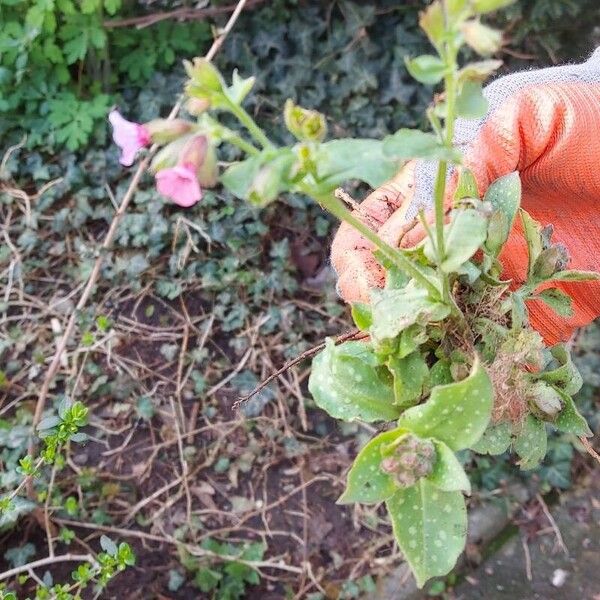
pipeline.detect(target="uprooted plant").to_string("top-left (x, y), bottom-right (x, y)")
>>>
top-left (4, 0), bottom-right (599, 591)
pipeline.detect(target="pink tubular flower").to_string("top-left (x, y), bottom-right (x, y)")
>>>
top-left (155, 162), bottom-right (202, 207)
top-left (108, 109), bottom-right (151, 166)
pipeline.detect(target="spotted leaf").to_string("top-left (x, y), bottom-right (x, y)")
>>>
top-left (396, 358), bottom-right (493, 450)
top-left (337, 428), bottom-right (407, 504)
top-left (309, 339), bottom-right (400, 422)
top-left (386, 480), bottom-right (467, 588)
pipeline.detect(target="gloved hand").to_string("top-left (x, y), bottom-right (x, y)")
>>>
top-left (331, 49), bottom-right (600, 345)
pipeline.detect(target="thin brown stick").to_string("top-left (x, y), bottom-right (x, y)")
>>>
top-left (233, 329), bottom-right (366, 409)
top-left (579, 436), bottom-right (600, 465)
top-left (0, 554), bottom-right (96, 583)
top-left (28, 0), bottom-right (250, 476)
top-left (103, 0), bottom-right (265, 29)
top-left (521, 536), bottom-right (532, 581)
top-left (535, 493), bottom-right (568, 556)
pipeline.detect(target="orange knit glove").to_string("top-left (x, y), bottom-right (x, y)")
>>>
top-left (331, 51), bottom-right (600, 345)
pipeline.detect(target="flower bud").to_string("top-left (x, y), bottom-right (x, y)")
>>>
top-left (184, 58), bottom-right (226, 107)
top-left (460, 20), bottom-right (503, 56)
top-left (144, 119), bottom-right (194, 144)
top-left (284, 99), bottom-right (327, 142)
top-left (532, 245), bottom-right (570, 280)
top-left (529, 381), bottom-right (563, 421)
top-left (379, 434), bottom-right (436, 488)
top-left (185, 98), bottom-right (211, 116)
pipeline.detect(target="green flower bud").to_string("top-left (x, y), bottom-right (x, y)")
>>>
top-left (144, 119), bottom-right (194, 144)
top-left (532, 245), bottom-right (570, 280)
top-left (380, 434), bottom-right (436, 488)
top-left (185, 98), bottom-right (211, 116)
top-left (184, 58), bottom-right (226, 107)
top-left (460, 20), bottom-right (503, 56)
top-left (529, 381), bottom-right (563, 421)
top-left (284, 99), bottom-right (327, 142)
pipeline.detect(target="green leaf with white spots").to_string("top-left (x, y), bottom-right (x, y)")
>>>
top-left (533, 344), bottom-right (582, 395)
top-left (351, 302), bottom-right (372, 331)
top-left (484, 172), bottom-right (521, 231)
top-left (387, 352), bottom-right (429, 408)
top-left (514, 416), bottom-right (547, 470)
top-left (370, 284), bottom-right (451, 346)
top-left (427, 441), bottom-right (471, 493)
top-left (338, 428), bottom-right (406, 504)
top-left (424, 209), bottom-right (488, 273)
top-left (308, 339), bottom-right (400, 422)
top-left (554, 391), bottom-right (592, 437)
top-left (471, 421), bottom-right (512, 455)
top-left (396, 358), bottom-right (493, 451)
top-left (454, 168), bottom-right (479, 201)
top-left (534, 288), bottom-right (573, 317)
top-left (429, 359), bottom-right (453, 387)
top-left (386, 480), bottom-right (467, 588)
top-left (519, 209), bottom-right (543, 279)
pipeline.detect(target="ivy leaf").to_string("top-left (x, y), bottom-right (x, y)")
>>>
top-left (405, 54), bottom-right (446, 85)
top-left (338, 428), bottom-right (406, 504)
top-left (308, 339), bottom-right (400, 422)
top-left (534, 288), bottom-right (573, 317)
top-left (382, 129), bottom-right (461, 162)
top-left (386, 480), bottom-right (467, 588)
top-left (427, 441), bottom-right (471, 493)
top-left (425, 209), bottom-right (487, 273)
top-left (315, 139), bottom-right (401, 189)
top-left (471, 421), bottom-right (512, 455)
top-left (520, 209), bottom-right (543, 278)
top-left (554, 391), bottom-right (592, 437)
top-left (514, 416), bottom-right (547, 470)
top-left (369, 284), bottom-right (450, 345)
top-left (456, 81), bottom-right (488, 119)
top-left (396, 358), bottom-right (493, 451)
top-left (387, 352), bottom-right (429, 408)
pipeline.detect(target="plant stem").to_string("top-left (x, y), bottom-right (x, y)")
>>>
top-left (228, 101), bottom-right (275, 150)
top-left (432, 4), bottom-right (459, 304)
top-left (313, 190), bottom-right (440, 298)
top-left (220, 126), bottom-right (260, 155)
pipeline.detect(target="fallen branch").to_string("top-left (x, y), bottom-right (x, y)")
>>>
top-left (104, 0), bottom-right (266, 29)
top-left (233, 329), bottom-right (366, 409)
top-left (0, 554), bottom-right (97, 583)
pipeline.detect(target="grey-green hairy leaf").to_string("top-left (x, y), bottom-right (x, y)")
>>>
top-left (338, 428), bottom-right (406, 504)
top-left (386, 480), bottom-right (467, 588)
top-left (370, 284), bottom-right (451, 345)
top-left (427, 441), bottom-right (471, 493)
top-left (456, 81), bottom-right (488, 119)
top-left (315, 139), bottom-right (401, 189)
top-left (425, 209), bottom-right (487, 273)
top-left (388, 352), bottom-right (429, 408)
top-left (534, 288), bottom-right (573, 317)
top-left (308, 339), bottom-right (400, 422)
top-left (514, 416), bottom-right (547, 470)
top-left (396, 358), bottom-right (493, 451)
top-left (405, 54), bottom-right (446, 85)
top-left (382, 129), bottom-right (461, 162)
top-left (471, 421), bottom-right (512, 455)
top-left (554, 390), bottom-right (592, 437)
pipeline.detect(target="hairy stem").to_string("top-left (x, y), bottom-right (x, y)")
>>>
top-left (314, 190), bottom-right (440, 298)
top-left (228, 101), bottom-right (275, 150)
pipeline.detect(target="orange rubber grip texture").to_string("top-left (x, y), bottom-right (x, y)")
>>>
top-left (331, 82), bottom-right (600, 345)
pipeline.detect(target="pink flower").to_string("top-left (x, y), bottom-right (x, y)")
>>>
top-left (108, 109), bottom-right (151, 166)
top-left (155, 163), bottom-right (202, 207)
